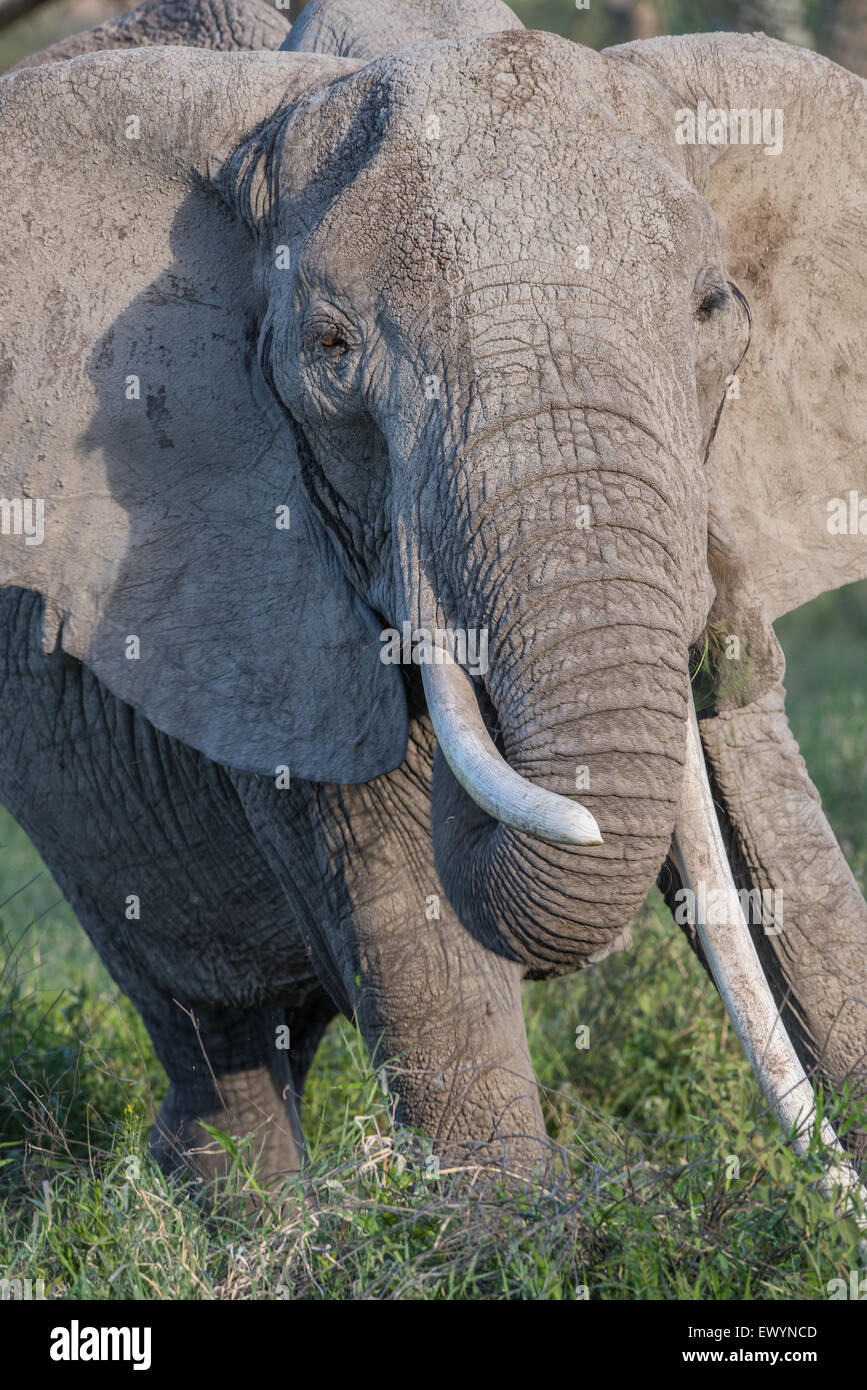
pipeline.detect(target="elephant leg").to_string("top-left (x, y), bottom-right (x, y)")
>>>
top-left (146, 1000), bottom-right (306, 1188)
top-left (241, 714), bottom-right (550, 1178)
top-left (284, 988), bottom-right (339, 1095)
top-left (349, 914), bottom-right (548, 1179)
top-left (0, 588), bottom-right (321, 1187)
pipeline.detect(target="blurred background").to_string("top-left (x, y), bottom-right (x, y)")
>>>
top-left (2, 0), bottom-right (867, 73)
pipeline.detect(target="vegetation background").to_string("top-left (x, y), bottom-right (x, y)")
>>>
top-left (1, 0), bottom-right (865, 1300)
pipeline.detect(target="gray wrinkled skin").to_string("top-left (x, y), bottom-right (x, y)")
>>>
top-left (12, 0), bottom-right (289, 68)
top-left (0, 0), bottom-right (865, 1180)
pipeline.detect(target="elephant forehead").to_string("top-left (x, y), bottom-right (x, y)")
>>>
top-left (285, 31), bottom-right (711, 296)
top-left (283, 29), bottom-right (691, 195)
top-left (363, 27), bottom-right (652, 130)
top-left (300, 143), bottom-right (708, 329)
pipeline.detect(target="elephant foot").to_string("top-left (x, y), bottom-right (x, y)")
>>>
top-left (149, 1068), bottom-right (306, 1211)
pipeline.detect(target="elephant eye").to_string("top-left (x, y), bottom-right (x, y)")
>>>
top-left (319, 330), bottom-right (349, 361)
top-left (693, 268), bottom-right (734, 323)
top-left (302, 308), bottom-right (356, 369)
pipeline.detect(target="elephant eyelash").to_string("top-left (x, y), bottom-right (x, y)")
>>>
top-left (303, 311), bottom-right (357, 368)
top-left (696, 286), bottom-right (729, 320)
top-left (728, 280), bottom-right (752, 330)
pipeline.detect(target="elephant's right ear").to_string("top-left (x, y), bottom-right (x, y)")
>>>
top-left (0, 47), bottom-right (409, 784)
top-left (606, 33), bottom-right (867, 622)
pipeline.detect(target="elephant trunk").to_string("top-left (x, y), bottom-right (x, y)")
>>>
top-left (418, 420), bottom-right (697, 974)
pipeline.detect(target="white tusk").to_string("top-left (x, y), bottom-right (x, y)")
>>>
top-left (673, 694), bottom-right (867, 1239)
top-left (421, 648), bottom-right (602, 847)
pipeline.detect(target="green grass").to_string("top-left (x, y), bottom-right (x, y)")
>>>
top-left (1, 586), bottom-right (866, 1299)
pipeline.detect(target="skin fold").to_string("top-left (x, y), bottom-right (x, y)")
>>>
top-left (0, 0), bottom-right (865, 1184)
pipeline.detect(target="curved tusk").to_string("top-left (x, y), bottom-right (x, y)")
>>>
top-left (421, 649), bottom-right (602, 847)
top-left (673, 694), bottom-right (867, 1233)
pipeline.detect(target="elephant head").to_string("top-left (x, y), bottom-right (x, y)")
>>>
top-left (1, 0), bottom-right (865, 1180)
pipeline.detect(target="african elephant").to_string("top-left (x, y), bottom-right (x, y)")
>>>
top-left (6, 0), bottom-right (290, 68)
top-left (0, 0), bottom-right (865, 1192)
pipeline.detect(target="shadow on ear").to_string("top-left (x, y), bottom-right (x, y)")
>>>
top-left (0, 46), bottom-right (406, 782)
top-left (607, 32), bottom-right (867, 621)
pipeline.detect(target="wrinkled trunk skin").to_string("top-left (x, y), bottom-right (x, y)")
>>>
top-left (699, 685), bottom-right (867, 1154)
top-left (426, 413), bottom-right (701, 977)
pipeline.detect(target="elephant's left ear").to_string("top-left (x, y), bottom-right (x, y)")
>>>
top-left (0, 47), bottom-right (406, 783)
top-left (606, 33), bottom-right (867, 621)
